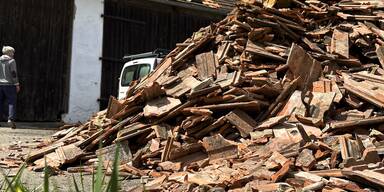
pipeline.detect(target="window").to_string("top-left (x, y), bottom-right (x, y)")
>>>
top-left (138, 64), bottom-right (151, 78)
top-left (120, 64), bottom-right (151, 86)
top-left (121, 65), bottom-right (137, 86)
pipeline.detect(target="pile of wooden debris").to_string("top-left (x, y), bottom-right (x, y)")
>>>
top-left (24, 0), bottom-right (384, 191)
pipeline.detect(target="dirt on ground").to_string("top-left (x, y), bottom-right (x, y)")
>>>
top-left (0, 126), bottom-right (141, 191)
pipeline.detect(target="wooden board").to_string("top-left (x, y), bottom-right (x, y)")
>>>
top-left (106, 96), bottom-right (125, 118)
top-left (312, 80), bottom-right (343, 103)
top-left (201, 134), bottom-right (238, 160)
top-left (33, 152), bottom-right (62, 169)
top-left (137, 57), bottom-right (173, 89)
top-left (343, 73), bottom-right (384, 108)
top-left (342, 170), bottom-right (384, 188)
top-left (165, 76), bottom-right (201, 98)
top-left (195, 51), bottom-right (218, 80)
top-left (331, 29), bottom-right (349, 59)
top-left (56, 144), bottom-right (83, 164)
top-left (117, 122), bottom-right (149, 138)
top-left (376, 46), bottom-right (384, 69)
top-left (215, 72), bottom-right (236, 89)
top-left (96, 141), bottom-right (132, 164)
top-left (278, 90), bottom-right (335, 125)
top-left (287, 44), bottom-right (322, 90)
top-left (26, 142), bottom-right (65, 162)
top-left (143, 97), bottom-right (182, 117)
top-left (246, 40), bottom-right (286, 62)
top-left (225, 109), bottom-right (257, 137)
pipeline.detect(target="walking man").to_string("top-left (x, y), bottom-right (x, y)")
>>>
top-left (0, 46), bottom-right (20, 128)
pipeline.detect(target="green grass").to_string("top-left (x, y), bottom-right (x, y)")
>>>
top-left (0, 144), bottom-right (122, 192)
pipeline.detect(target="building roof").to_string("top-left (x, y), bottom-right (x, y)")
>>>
top-left (147, 0), bottom-right (237, 15)
top-left (201, 0), bottom-right (237, 12)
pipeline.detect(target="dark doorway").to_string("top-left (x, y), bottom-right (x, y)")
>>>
top-left (0, 0), bottom-right (74, 121)
top-left (100, 0), bottom-right (223, 109)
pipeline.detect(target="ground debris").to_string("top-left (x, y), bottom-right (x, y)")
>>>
top-left (22, 0), bottom-right (384, 190)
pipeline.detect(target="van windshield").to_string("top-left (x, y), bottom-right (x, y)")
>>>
top-left (121, 64), bottom-right (151, 86)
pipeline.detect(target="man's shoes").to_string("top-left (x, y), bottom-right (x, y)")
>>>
top-left (7, 120), bottom-right (16, 129)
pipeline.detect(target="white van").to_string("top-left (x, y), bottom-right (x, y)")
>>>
top-left (118, 49), bottom-right (168, 99)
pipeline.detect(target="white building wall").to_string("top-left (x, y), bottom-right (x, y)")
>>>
top-left (63, 0), bottom-right (104, 123)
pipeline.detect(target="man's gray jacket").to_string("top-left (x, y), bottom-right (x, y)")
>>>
top-left (0, 55), bottom-right (19, 85)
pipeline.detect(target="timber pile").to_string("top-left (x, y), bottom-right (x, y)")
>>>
top-left (24, 0), bottom-right (384, 191)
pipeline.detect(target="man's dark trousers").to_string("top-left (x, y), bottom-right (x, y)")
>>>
top-left (0, 85), bottom-right (16, 121)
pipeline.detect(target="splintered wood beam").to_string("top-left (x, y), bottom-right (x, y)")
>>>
top-left (376, 46), bottom-right (384, 69)
top-left (246, 40), bottom-right (287, 62)
top-left (331, 29), bottom-right (349, 59)
top-left (329, 116), bottom-right (384, 130)
top-left (195, 51), bottom-right (218, 80)
top-left (225, 109), bottom-right (257, 137)
top-left (186, 101), bottom-right (267, 111)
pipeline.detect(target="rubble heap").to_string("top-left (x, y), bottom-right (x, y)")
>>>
top-left (23, 0), bottom-right (384, 191)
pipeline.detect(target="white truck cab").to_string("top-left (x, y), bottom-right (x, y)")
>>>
top-left (118, 49), bottom-right (168, 100)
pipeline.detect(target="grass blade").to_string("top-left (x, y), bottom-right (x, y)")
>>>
top-left (94, 152), bottom-right (104, 192)
top-left (92, 170), bottom-right (95, 192)
top-left (10, 163), bottom-right (26, 186)
top-left (44, 158), bottom-right (49, 192)
top-left (1, 163), bottom-right (27, 192)
top-left (106, 144), bottom-right (120, 192)
top-left (1, 170), bottom-right (16, 192)
top-left (72, 174), bottom-right (81, 192)
top-left (80, 170), bottom-right (85, 192)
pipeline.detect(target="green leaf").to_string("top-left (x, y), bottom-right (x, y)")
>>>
top-left (106, 144), bottom-right (120, 192)
top-left (43, 158), bottom-right (49, 192)
top-left (1, 170), bottom-right (16, 192)
top-left (94, 143), bottom-right (105, 192)
top-left (2, 163), bottom-right (27, 192)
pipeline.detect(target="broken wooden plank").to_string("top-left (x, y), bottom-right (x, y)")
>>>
top-left (194, 117), bottom-right (226, 138)
top-left (255, 115), bottom-right (287, 130)
top-left (151, 124), bottom-right (169, 140)
top-left (201, 134), bottom-right (238, 160)
top-left (161, 136), bottom-right (174, 162)
top-left (143, 97), bottom-right (182, 117)
top-left (271, 161), bottom-right (291, 182)
top-left (137, 57), bottom-right (173, 89)
top-left (56, 144), bottom-right (83, 164)
top-left (96, 141), bottom-right (132, 164)
top-left (168, 143), bottom-right (203, 161)
top-left (344, 74), bottom-right (384, 108)
top-left (329, 116), bottom-right (384, 130)
top-left (186, 101), bottom-right (266, 111)
top-left (312, 80), bottom-right (343, 103)
top-left (286, 44), bottom-right (322, 90)
top-left (295, 149), bottom-right (316, 171)
top-left (376, 46), bottom-right (384, 69)
top-left (225, 109), bottom-right (257, 137)
top-left (246, 40), bottom-right (286, 62)
top-left (165, 76), bottom-right (201, 98)
top-left (26, 142), bottom-right (64, 163)
top-left (342, 170), bottom-right (384, 189)
top-left (258, 78), bottom-right (299, 121)
top-left (331, 29), bottom-right (350, 59)
top-left (309, 169), bottom-right (344, 178)
top-left (195, 51), bottom-right (218, 80)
